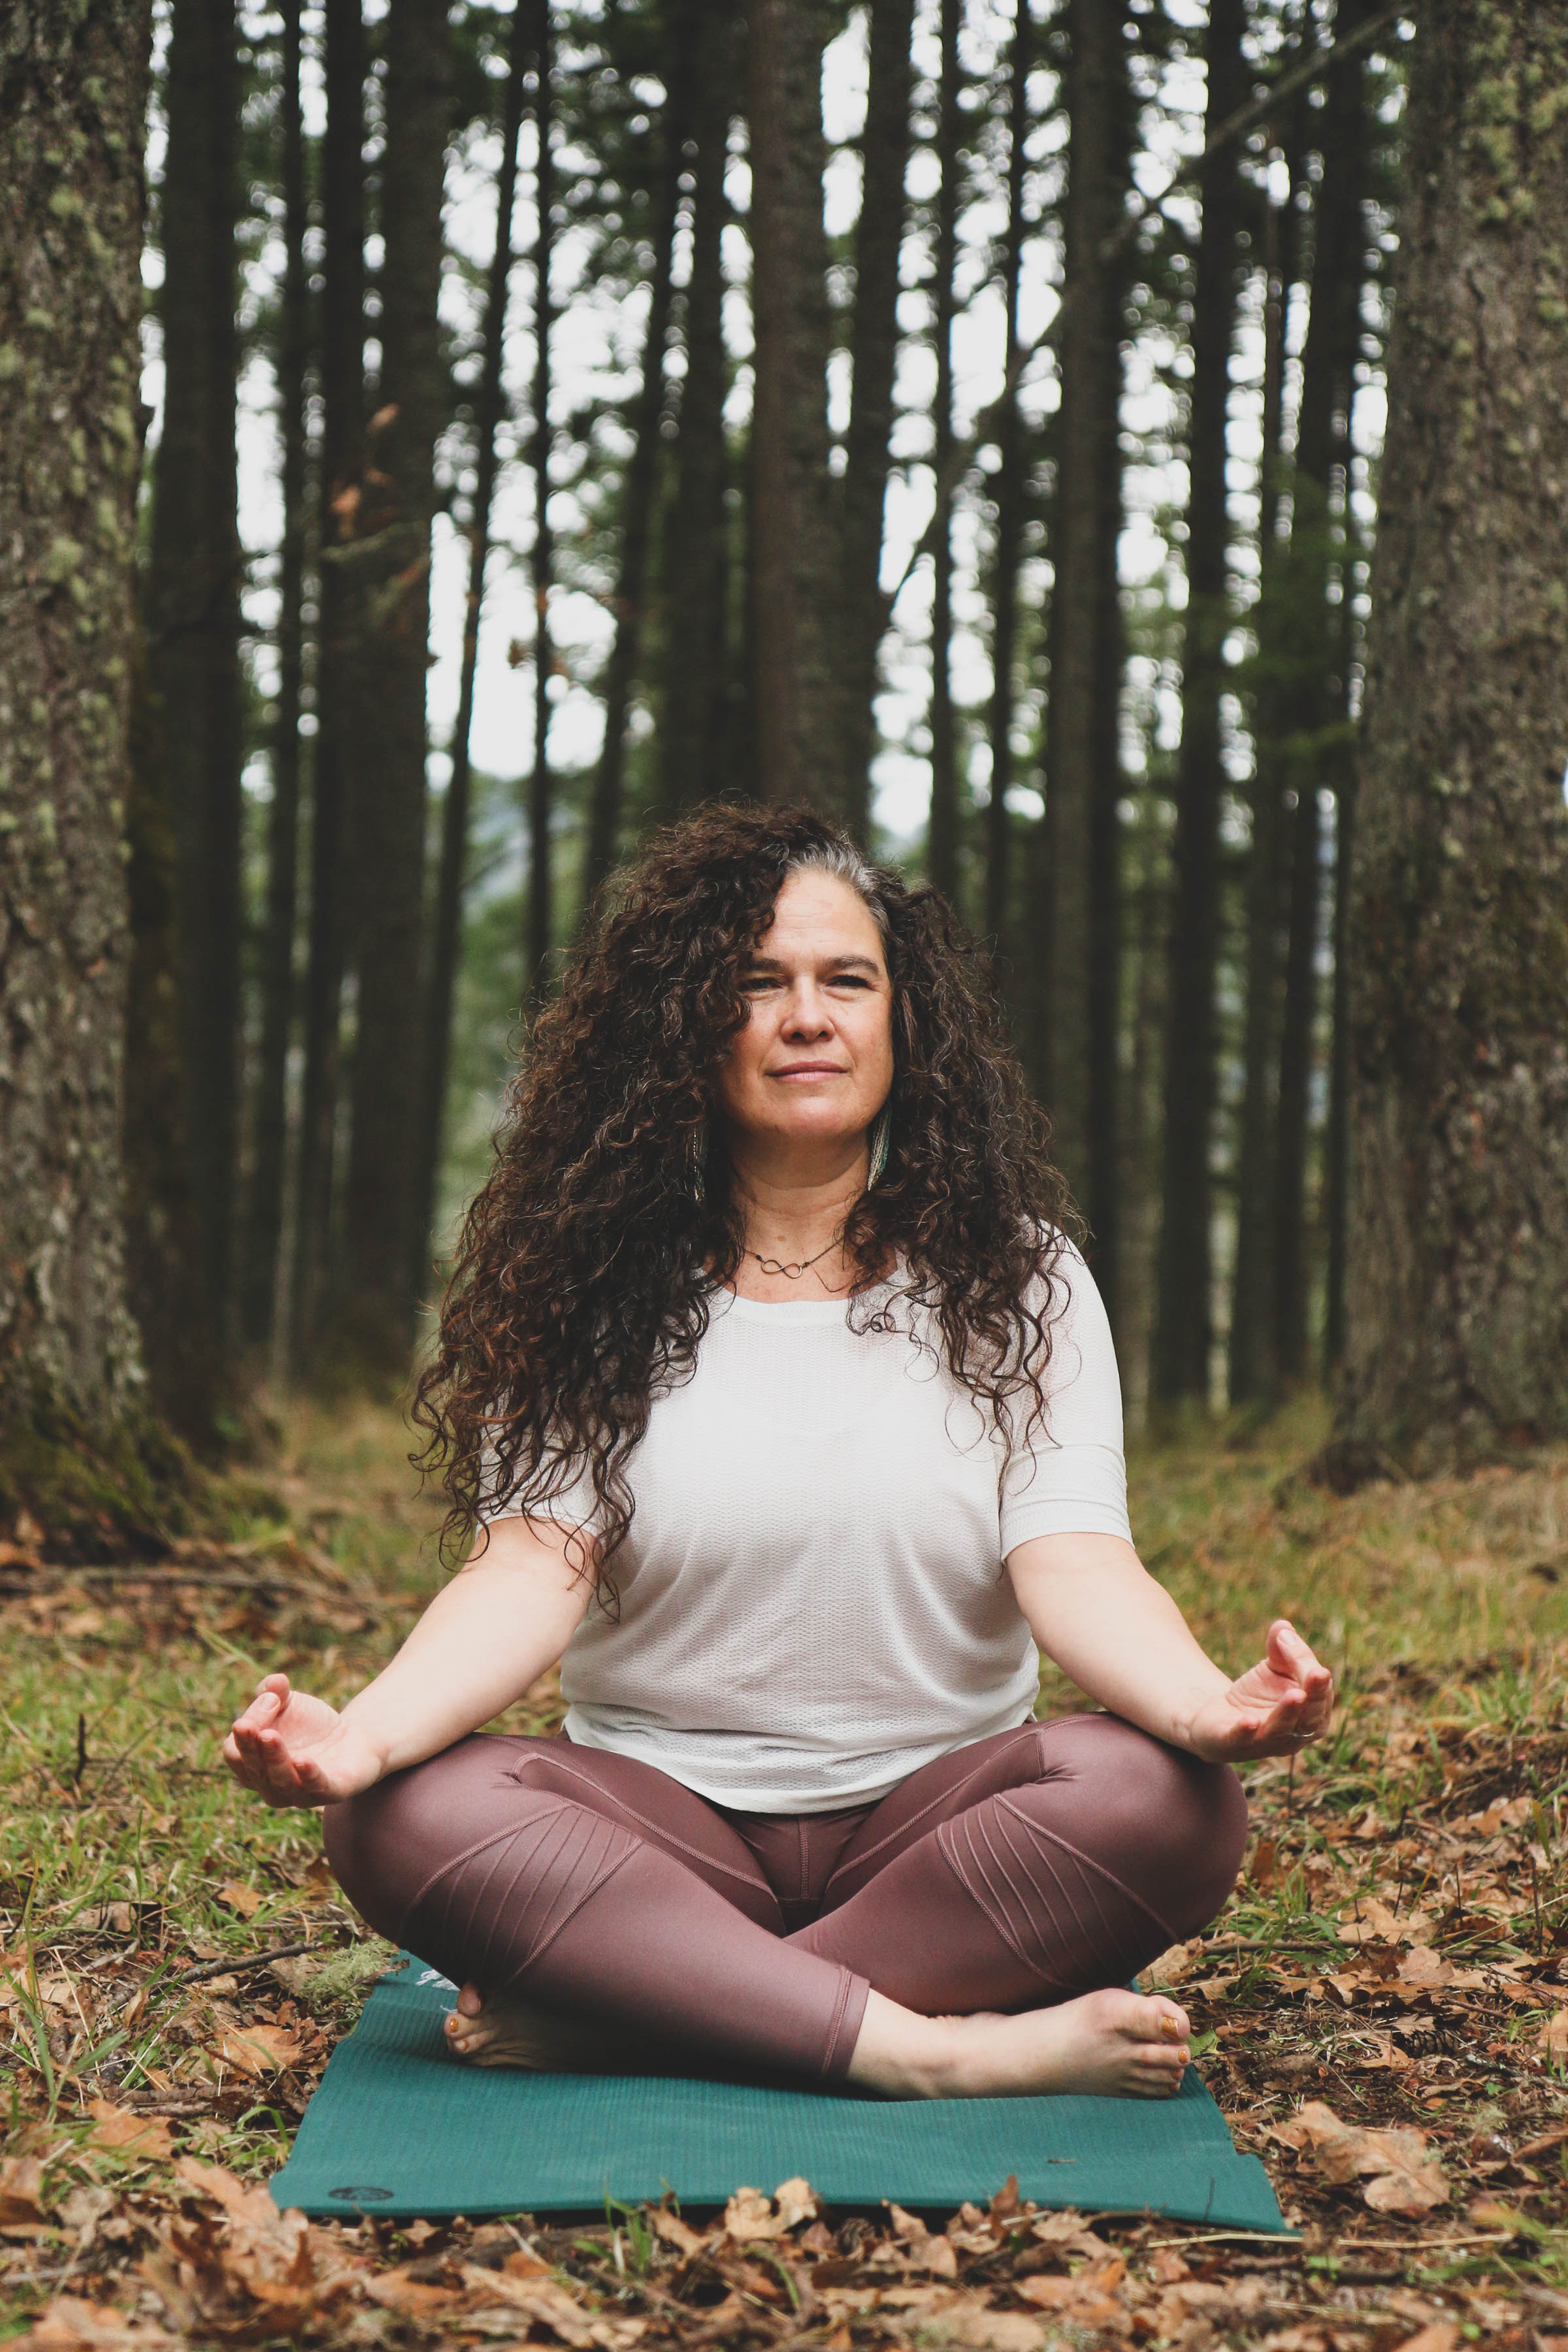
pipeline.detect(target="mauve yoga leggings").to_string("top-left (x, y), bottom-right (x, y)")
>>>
top-left (324, 1714), bottom-right (1246, 2085)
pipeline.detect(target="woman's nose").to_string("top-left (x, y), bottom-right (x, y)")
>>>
top-left (781, 985), bottom-right (833, 1035)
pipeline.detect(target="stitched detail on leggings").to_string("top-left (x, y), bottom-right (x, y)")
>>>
top-left (819, 1965), bottom-right (857, 2080)
top-left (513, 1754), bottom-right (770, 1901)
top-left (397, 1817), bottom-right (574, 1938)
top-left (821, 1720), bottom-right (1106, 1899)
top-left (412, 1801), bottom-right (642, 1985)
top-left (936, 1799), bottom-right (1176, 1992)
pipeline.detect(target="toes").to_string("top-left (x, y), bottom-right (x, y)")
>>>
top-left (456, 1982), bottom-right (484, 2018)
top-left (1119, 1993), bottom-right (1186, 2044)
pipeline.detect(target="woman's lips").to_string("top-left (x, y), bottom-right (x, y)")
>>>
top-left (770, 1064), bottom-right (847, 1080)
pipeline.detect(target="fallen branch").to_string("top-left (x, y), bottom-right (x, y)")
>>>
top-left (169, 1940), bottom-right (321, 1988)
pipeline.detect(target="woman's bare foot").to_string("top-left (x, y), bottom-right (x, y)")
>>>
top-left (848, 1986), bottom-right (1192, 2101)
top-left (444, 1982), bottom-right (642, 2072)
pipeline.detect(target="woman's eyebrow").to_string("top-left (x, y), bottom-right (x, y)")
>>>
top-left (743, 951), bottom-right (883, 973)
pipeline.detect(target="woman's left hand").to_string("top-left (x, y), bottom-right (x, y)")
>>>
top-left (1184, 1620), bottom-right (1334, 1762)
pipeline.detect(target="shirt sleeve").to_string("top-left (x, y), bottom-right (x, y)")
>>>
top-left (477, 1437), bottom-right (602, 1533)
top-left (997, 1239), bottom-right (1133, 1552)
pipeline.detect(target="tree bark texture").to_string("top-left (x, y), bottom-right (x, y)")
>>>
top-left (244, 0), bottom-right (310, 1352)
top-left (1335, 0), bottom-right (1568, 1471)
top-left (1034, 0), bottom-right (1124, 1209)
top-left (415, 0), bottom-right (531, 1284)
top-left (836, 0), bottom-right (916, 841)
top-left (747, 0), bottom-right (840, 810)
top-left (339, 0), bottom-right (449, 1364)
top-left (292, 0), bottom-right (364, 1368)
top-left (124, 603), bottom-right (225, 1442)
top-left (583, 0), bottom-right (691, 898)
top-left (983, 0), bottom-right (1029, 945)
top-left (1229, 77), bottom-right (1311, 1404)
top-left (148, 0), bottom-right (242, 1358)
top-left (924, 0), bottom-right (963, 905)
top-left (0, 0), bottom-right (150, 1419)
top-left (1086, 205), bottom-right (1128, 1331)
top-left (1151, 0), bottom-right (1248, 1409)
top-left (526, 0), bottom-right (555, 1002)
top-left (1230, 214), bottom-right (1288, 1402)
top-left (1273, 0), bottom-right (1373, 1384)
top-left (659, 1), bottom-right (739, 815)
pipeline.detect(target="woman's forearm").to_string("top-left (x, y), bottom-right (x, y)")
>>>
top-left (1006, 1533), bottom-right (1231, 1753)
top-left (338, 1522), bottom-right (592, 1778)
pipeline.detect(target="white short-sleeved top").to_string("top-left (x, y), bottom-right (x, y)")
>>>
top-left (482, 1241), bottom-right (1131, 1812)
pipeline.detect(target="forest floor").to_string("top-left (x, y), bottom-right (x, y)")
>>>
top-left (1, 1396), bottom-right (1567, 2350)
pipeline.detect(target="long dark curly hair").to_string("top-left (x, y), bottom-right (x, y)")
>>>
top-left (412, 804), bottom-right (1078, 1591)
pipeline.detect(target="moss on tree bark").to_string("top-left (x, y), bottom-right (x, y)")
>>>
top-left (1332, 0), bottom-right (1568, 1474)
top-left (0, 0), bottom-right (206, 1547)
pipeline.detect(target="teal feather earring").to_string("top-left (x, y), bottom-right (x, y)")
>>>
top-left (867, 1102), bottom-right (892, 1186)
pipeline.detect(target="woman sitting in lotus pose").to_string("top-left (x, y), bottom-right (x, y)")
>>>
top-left (225, 806), bottom-right (1331, 2100)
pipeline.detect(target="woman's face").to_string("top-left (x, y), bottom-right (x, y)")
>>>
top-left (716, 870), bottom-right (894, 1162)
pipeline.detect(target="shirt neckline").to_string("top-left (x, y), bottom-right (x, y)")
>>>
top-left (715, 1282), bottom-right (892, 1326)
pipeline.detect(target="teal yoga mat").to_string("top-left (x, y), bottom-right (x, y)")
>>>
top-left (271, 1953), bottom-right (1287, 2230)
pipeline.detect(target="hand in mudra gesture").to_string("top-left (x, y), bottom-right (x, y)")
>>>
top-left (1186, 1620), bottom-right (1333, 1763)
top-left (223, 1673), bottom-right (383, 1809)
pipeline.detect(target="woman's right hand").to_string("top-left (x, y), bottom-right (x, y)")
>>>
top-left (223, 1673), bottom-right (385, 1809)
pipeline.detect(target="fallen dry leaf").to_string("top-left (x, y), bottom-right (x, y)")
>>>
top-left (1272, 2101), bottom-right (1448, 2215)
top-left (1540, 2007), bottom-right (1568, 2059)
top-left (458, 2267), bottom-right (645, 2349)
top-left (1030, 2210), bottom-right (1113, 2259)
top-left (923, 2295), bottom-right (1044, 2351)
top-left (1389, 2328), bottom-right (1459, 2352)
top-left (0, 2153), bottom-right (48, 2231)
top-left (1018, 2256), bottom-right (1128, 2324)
top-left (723, 2178), bottom-right (817, 2239)
top-left (647, 2206), bottom-right (708, 2256)
top-left (214, 2021), bottom-right (302, 2076)
top-left (1279, 2107), bottom-right (1448, 2211)
top-left (84, 2103), bottom-right (173, 2161)
top-left (10, 2298), bottom-right (182, 2349)
top-left (217, 1881), bottom-right (264, 1919)
top-left (365, 2267), bottom-right (462, 2317)
top-left (773, 2174), bottom-right (819, 2229)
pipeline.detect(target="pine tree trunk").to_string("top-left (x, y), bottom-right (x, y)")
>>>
top-left (983, 1), bottom-right (1029, 947)
top-left (291, 0), bottom-right (364, 1367)
top-left (526, 2), bottom-right (555, 1002)
top-left (1228, 267), bottom-right (1286, 1401)
top-left (338, 0), bottom-right (449, 1367)
top-left (1322, 727), bottom-right (1358, 1373)
top-left (924, 0), bottom-right (963, 904)
top-left (125, 617), bottom-right (221, 1442)
top-left (1087, 236), bottom-right (1128, 1327)
top-left (659, 2), bottom-right (739, 815)
top-left (748, 0), bottom-right (840, 809)
top-left (1273, 0), bottom-right (1371, 1383)
top-left (836, 0), bottom-right (916, 841)
top-left (1030, 0), bottom-right (1123, 1203)
top-left (148, 0), bottom-right (242, 1362)
top-left (413, 0), bottom-right (531, 1284)
top-left (582, 3), bottom-right (690, 899)
top-left (0, 0), bottom-right (150, 1423)
top-left (243, 0), bottom-right (309, 1353)
top-left (1150, 0), bottom-right (1248, 1411)
top-left (1229, 78), bottom-right (1311, 1405)
top-left (1333, 0), bottom-right (1568, 1474)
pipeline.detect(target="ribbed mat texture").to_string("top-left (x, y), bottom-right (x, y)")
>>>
top-left (270, 1953), bottom-right (1286, 2229)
